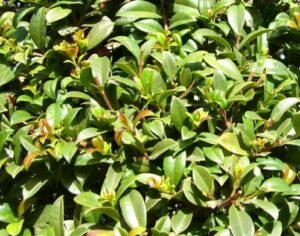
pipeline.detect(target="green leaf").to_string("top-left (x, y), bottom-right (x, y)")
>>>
top-left (171, 210), bottom-right (193, 235)
top-left (46, 103), bottom-right (63, 128)
top-left (218, 132), bottom-right (248, 156)
top-left (258, 221), bottom-right (282, 236)
top-left (6, 219), bottom-right (24, 236)
top-left (250, 58), bottom-right (290, 77)
top-left (170, 96), bottom-right (188, 132)
top-left (22, 175), bottom-right (48, 200)
top-left (49, 196), bottom-right (64, 236)
top-left (55, 141), bottom-right (77, 163)
top-left (261, 178), bottom-right (290, 193)
top-left (76, 128), bottom-right (102, 143)
top-left (170, 13), bottom-right (196, 29)
top-left (46, 7), bottom-right (71, 23)
top-left (193, 29), bottom-right (232, 52)
top-left (74, 192), bottom-right (101, 208)
top-left (102, 162), bottom-right (124, 193)
top-left (238, 28), bottom-right (273, 50)
top-left (120, 189), bottom-right (147, 229)
top-left (154, 216), bottom-right (171, 233)
top-left (149, 138), bottom-right (178, 160)
top-left (163, 151), bottom-right (186, 185)
top-left (227, 4), bottom-right (245, 35)
top-left (87, 16), bottom-right (114, 50)
top-left (133, 19), bottom-right (163, 33)
top-left (162, 51), bottom-right (177, 79)
top-left (0, 203), bottom-right (17, 223)
top-left (116, 1), bottom-right (161, 19)
top-left (88, 54), bottom-right (110, 86)
top-left (204, 55), bottom-right (242, 81)
top-left (0, 129), bottom-right (12, 154)
top-left (0, 64), bottom-right (14, 88)
top-left (182, 178), bottom-right (206, 206)
top-left (203, 146), bottom-right (224, 164)
top-left (192, 166), bottom-right (214, 196)
top-left (249, 199), bottom-right (279, 220)
top-left (10, 110), bottom-right (32, 125)
top-left (229, 205), bottom-right (255, 236)
top-left (113, 36), bottom-right (141, 62)
top-left (64, 91), bottom-right (92, 101)
top-left (29, 7), bottom-right (46, 50)
top-left (271, 98), bottom-right (300, 122)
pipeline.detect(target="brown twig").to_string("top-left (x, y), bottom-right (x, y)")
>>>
top-left (161, 0), bottom-right (168, 31)
top-left (178, 80), bottom-right (195, 99)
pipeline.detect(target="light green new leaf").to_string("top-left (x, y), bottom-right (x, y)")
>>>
top-left (249, 199), bottom-right (279, 220)
top-left (6, 219), bottom-right (24, 236)
top-left (0, 64), bottom-right (14, 88)
top-left (163, 151), bottom-right (186, 185)
top-left (87, 16), bottom-right (114, 50)
top-left (227, 4), bottom-right (245, 35)
top-left (120, 190), bottom-right (147, 229)
top-left (116, 1), bottom-right (161, 19)
top-left (271, 97), bottom-right (300, 122)
top-left (46, 7), bottom-right (71, 23)
top-left (49, 196), bottom-right (64, 236)
top-left (218, 132), bottom-right (248, 156)
top-left (192, 166), bottom-right (214, 196)
top-left (29, 7), bottom-right (46, 50)
top-left (229, 206), bottom-right (254, 236)
top-left (171, 210), bottom-right (193, 235)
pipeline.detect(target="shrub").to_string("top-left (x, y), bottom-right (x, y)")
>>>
top-left (1, 0), bottom-right (300, 235)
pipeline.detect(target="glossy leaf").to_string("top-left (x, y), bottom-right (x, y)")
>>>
top-left (0, 64), bottom-right (14, 88)
top-left (163, 151), bottom-right (186, 185)
top-left (218, 133), bottom-right (248, 156)
top-left (171, 210), bottom-right (193, 235)
top-left (227, 4), bottom-right (245, 35)
top-left (49, 196), bottom-right (64, 236)
top-left (192, 166), bottom-right (214, 196)
top-left (46, 7), bottom-right (71, 23)
top-left (120, 190), bottom-right (147, 229)
top-left (229, 205), bottom-right (255, 236)
top-left (116, 1), bottom-right (161, 19)
top-left (87, 16), bottom-right (114, 50)
top-left (29, 7), bottom-right (46, 50)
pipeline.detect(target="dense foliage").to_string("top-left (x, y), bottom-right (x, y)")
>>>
top-left (1, 0), bottom-right (300, 235)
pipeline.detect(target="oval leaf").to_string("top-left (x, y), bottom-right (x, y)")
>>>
top-left (87, 16), bottom-right (114, 50)
top-left (120, 189), bottom-right (147, 229)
